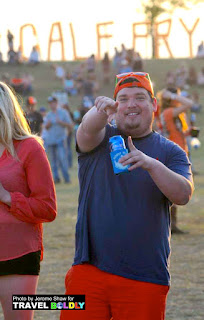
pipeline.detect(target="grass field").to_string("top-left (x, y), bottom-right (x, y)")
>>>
top-left (0, 58), bottom-right (204, 319)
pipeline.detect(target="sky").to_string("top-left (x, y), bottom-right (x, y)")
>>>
top-left (1, 0), bottom-right (204, 60)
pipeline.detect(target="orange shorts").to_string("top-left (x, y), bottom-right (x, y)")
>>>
top-left (60, 264), bottom-right (169, 320)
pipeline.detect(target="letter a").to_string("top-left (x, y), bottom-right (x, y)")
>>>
top-left (48, 22), bottom-right (65, 61)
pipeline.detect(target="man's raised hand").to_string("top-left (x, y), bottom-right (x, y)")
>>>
top-left (95, 96), bottom-right (119, 116)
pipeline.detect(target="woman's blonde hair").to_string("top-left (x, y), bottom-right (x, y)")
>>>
top-left (0, 81), bottom-right (43, 157)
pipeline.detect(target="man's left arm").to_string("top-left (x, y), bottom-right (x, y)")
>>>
top-left (119, 136), bottom-right (194, 205)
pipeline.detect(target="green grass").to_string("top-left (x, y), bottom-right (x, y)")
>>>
top-left (0, 58), bottom-right (204, 319)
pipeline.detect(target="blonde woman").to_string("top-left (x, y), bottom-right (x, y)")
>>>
top-left (0, 82), bottom-right (57, 320)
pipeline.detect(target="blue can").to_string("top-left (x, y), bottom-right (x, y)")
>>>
top-left (109, 135), bottom-right (130, 175)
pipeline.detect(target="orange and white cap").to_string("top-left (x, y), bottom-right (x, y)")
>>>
top-left (114, 72), bottom-right (154, 100)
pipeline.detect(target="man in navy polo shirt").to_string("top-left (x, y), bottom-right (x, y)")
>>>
top-left (61, 72), bottom-right (194, 320)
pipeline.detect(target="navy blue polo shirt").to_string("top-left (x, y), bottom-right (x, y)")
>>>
top-left (73, 125), bottom-right (192, 286)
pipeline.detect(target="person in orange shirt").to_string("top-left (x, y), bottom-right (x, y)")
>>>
top-left (0, 82), bottom-right (57, 319)
top-left (159, 87), bottom-right (193, 234)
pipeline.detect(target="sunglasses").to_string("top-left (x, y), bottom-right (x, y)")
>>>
top-left (115, 72), bottom-right (150, 86)
top-left (114, 72), bottom-right (154, 99)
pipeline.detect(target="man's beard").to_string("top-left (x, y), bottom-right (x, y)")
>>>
top-left (116, 114), bottom-right (154, 135)
top-left (116, 119), bottom-right (140, 135)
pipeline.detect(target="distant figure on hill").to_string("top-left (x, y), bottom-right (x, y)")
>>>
top-left (101, 52), bottom-right (111, 84)
top-left (165, 71), bottom-right (175, 87)
top-left (28, 46), bottom-right (40, 65)
top-left (132, 52), bottom-right (143, 71)
top-left (113, 46), bottom-right (121, 71)
top-left (81, 72), bottom-right (99, 105)
top-left (7, 48), bottom-right (16, 64)
top-left (52, 64), bottom-right (65, 80)
top-left (197, 67), bottom-right (204, 86)
top-left (22, 72), bottom-right (34, 95)
top-left (86, 54), bottom-right (95, 73)
top-left (63, 72), bottom-right (77, 96)
top-left (187, 66), bottom-right (197, 86)
top-left (196, 41), bottom-right (204, 58)
top-left (175, 64), bottom-right (188, 90)
top-left (191, 91), bottom-right (202, 113)
top-left (120, 43), bottom-right (128, 60)
top-left (7, 30), bottom-right (14, 50)
top-left (119, 58), bottom-right (133, 74)
top-left (16, 45), bottom-right (24, 64)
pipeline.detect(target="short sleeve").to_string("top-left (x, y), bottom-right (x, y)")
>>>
top-left (165, 143), bottom-right (193, 184)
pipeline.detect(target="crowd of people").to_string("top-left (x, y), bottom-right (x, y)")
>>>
top-left (165, 63), bottom-right (204, 89)
top-left (1, 46), bottom-right (202, 188)
top-left (1, 46), bottom-right (202, 187)
top-left (0, 43), bottom-right (202, 319)
top-left (1, 72), bottom-right (33, 96)
top-left (0, 30), bottom-right (41, 65)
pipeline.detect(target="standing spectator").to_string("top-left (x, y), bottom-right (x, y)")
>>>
top-left (165, 71), bottom-right (175, 87)
top-left (7, 30), bottom-right (14, 50)
top-left (7, 48), bottom-right (16, 65)
top-left (175, 64), bottom-right (188, 90)
top-left (187, 66), bottom-right (197, 86)
top-left (22, 72), bottom-right (34, 95)
top-left (120, 43), bottom-right (127, 60)
top-left (159, 87), bottom-right (194, 234)
top-left (191, 91), bottom-right (202, 113)
top-left (86, 54), bottom-right (95, 73)
top-left (101, 52), bottom-right (111, 84)
top-left (81, 72), bottom-right (99, 105)
top-left (16, 45), bottom-right (24, 64)
top-left (44, 96), bottom-right (72, 183)
top-left (132, 52), bottom-right (144, 71)
top-left (52, 64), bottom-right (65, 80)
top-left (73, 63), bottom-right (86, 94)
top-left (197, 67), bottom-right (204, 86)
top-left (196, 41), bottom-right (204, 58)
top-left (25, 96), bottom-right (43, 135)
top-left (60, 72), bottom-right (193, 320)
top-left (119, 58), bottom-right (133, 74)
top-left (28, 46), bottom-right (40, 65)
top-left (0, 81), bottom-right (56, 320)
top-left (113, 47), bottom-right (121, 72)
top-left (63, 72), bottom-right (77, 96)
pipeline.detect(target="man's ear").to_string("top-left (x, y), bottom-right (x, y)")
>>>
top-left (152, 97), bottom-right (157, 113)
